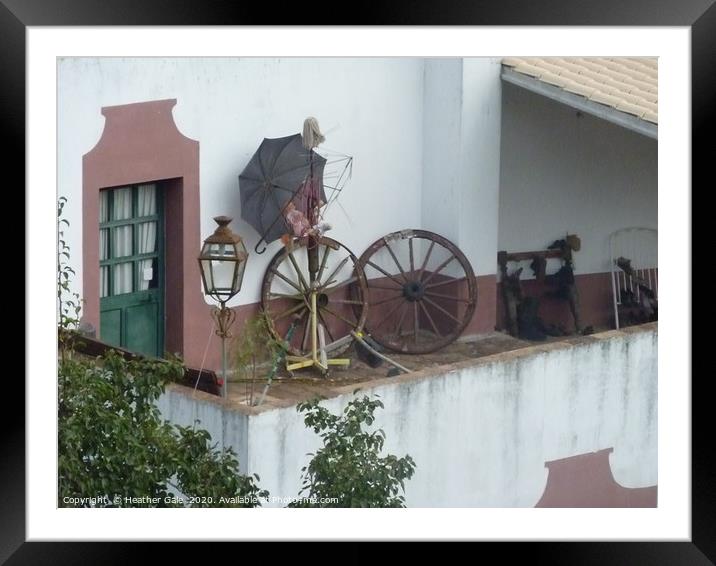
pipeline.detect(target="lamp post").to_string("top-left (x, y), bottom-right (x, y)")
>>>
top-left (198, 216), bottom-right (248, 399)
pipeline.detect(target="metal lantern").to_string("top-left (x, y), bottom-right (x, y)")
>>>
top-left (198, 216), bottom-right (248, 304)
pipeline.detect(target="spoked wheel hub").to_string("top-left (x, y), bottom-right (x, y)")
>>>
top-left (402, 280), bottom-right (426, 302)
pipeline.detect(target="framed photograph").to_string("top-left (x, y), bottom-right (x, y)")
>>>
top-left (9, 0), bottom-right (709, 561)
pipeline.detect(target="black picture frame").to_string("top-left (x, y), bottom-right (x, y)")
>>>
top-left (8, 0), bottom-right (709, 562)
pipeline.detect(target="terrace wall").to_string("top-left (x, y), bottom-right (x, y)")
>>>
top-left (159, 323), bottom-right (657, 507)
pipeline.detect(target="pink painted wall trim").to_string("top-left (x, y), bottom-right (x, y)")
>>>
top-left (536, 448), bottom-right (657, 507)
top-left (465, 274), bottom-right (497, 335)
top-left (82, 99), bottom-right (213, 369)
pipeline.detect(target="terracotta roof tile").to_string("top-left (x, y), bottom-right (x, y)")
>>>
top-left (512, 63), bottom-right (544, 78)
top-left (502, 57), bottom-right (658, 125)
top-left (563, 82), bottom-right (598, 97)
top-left (615, 100), bottom-right (649, 118)
top-left (643, 110), bottom-right (658, 123)
top-left (590, 91), bottom-right (625, 107)
top-left (539, 74), bottom-right (570, 88)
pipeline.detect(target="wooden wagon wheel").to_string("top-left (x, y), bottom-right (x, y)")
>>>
top-left (261, 237), bottom-right (369, 358)
top-left (355, 229), bottom-right (477, 354)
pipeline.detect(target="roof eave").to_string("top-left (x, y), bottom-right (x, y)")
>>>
top-left (501, 67), bottom-right (658, 140)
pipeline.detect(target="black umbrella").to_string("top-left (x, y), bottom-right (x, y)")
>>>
top-left (239, 133), bottom-right (327, 252)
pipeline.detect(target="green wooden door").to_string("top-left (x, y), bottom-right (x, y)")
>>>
top-left (99, 184), bottom-right (164, 358)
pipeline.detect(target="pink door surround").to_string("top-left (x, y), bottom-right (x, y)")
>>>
top-left (82, 98), bottom-right (213, 369)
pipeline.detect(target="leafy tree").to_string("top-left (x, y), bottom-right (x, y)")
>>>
top-left (290, 394), bottom-right (416, 508)
top-left (58, 351), bottom-right (267, 507)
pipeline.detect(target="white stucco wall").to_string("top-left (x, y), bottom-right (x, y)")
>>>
top-left (58, 57), bottom-right (426, 306)
top-left (422, 59), bottom-right (463, 243)
top-left (159, 325), bottom-right (657, 507)
top-left (422, 58), bottom-right (502, 277)
top-left (498, 81), bottom-right (658, 277)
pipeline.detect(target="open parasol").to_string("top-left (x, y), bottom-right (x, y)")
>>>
top-left (239, 133), bottom-right (327, 253)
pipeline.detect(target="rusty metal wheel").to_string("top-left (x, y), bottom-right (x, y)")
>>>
top-left (355, 229), bottom-right (477, 354)
top-left (261, 237), bottom-right (369, 358)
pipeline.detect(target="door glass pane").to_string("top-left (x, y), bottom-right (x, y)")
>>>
top-left (99, 229), bottom-right (109, 260)
top-left (113, 225), bottom-right (133, 258)
top-left (100, 227), bottom-right (110, 298)
top-left (137, 222), bottom-right (157, 254)
top-left (137, 184), bottom-right (156, 216)
top-left (112, 187), bottom-right (132, 220)
top-left (100, 266), bottom-right (109, 298)
top-left (139, 258), bottom-right (158, 291)
top-left (112, 263), bottom-right (133, 295)
top-left (99, 190), bottom-right (109, 223)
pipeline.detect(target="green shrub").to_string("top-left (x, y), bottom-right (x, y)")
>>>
top-left (58, 350), bottom-right (268, 507)
top-left (290, 394), bottom-right (416, 508)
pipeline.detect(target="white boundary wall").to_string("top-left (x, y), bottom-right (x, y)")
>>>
top-left (159, 324), bottom-right (657, 507)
